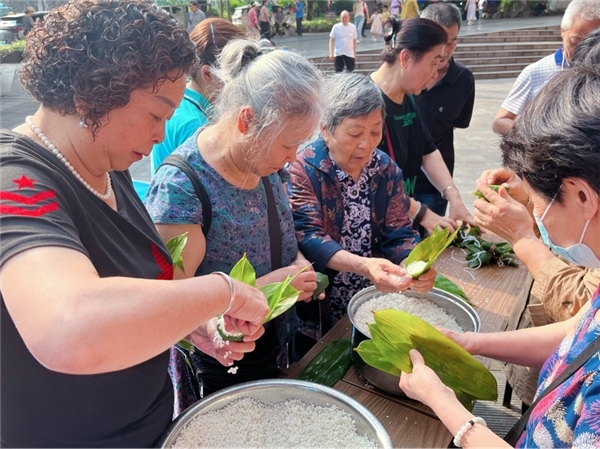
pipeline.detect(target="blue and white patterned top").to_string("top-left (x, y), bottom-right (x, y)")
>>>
top-left (145, 132), bottom-right (298, 276)
top-left (502, 48), bottom-right (568, 116)
top-left (517, 287), bottom-right (600, 448)
top-left (329, 158), bottom-right (374, 323)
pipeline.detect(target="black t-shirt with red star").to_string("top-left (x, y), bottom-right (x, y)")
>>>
top-left (0, 131), bottom-right (174, 447)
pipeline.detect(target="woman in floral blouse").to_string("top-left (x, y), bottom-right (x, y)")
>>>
top-left (288, 73), bottom-right (436, 329)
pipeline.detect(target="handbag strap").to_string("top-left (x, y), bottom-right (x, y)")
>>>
top-left (504, 334), bottom-right (600, 446)
top-left (260, 175), bottom-right (283, 271)
top-left (160, 154), bottom-right (212, 236)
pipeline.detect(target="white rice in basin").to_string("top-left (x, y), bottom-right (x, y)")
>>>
top-left (172, 397), bottom-right (378, 448)
top-left (354, 293), bottom-right (464, 337)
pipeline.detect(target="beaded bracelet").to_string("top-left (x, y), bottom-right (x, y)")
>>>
top-left (213, 271), bottom-right (235, 315)
top-left (453, 416), bottom-right (487, 448)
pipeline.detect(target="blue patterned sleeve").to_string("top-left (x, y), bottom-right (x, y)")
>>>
top-left (144, 164), bottom-right (205, 226)
top-left (288, 158), bottom-right (343, 273)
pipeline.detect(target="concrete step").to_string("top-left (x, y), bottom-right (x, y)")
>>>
top-left (457, 54), bottom-right (542, 66)
top-left (454, 47), bottom-right (558, 59)
top-left (460, 34), bottom-right (562, 43)
top-left (465, 61), bottom-right (531, 73)
top-left (473, 70), bottom-right (523, 80)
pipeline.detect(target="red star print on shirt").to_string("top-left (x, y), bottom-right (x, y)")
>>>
top-left (0, 174), bottom-right (59, 217)
top-left (12, 175), bottom-right (36, 189)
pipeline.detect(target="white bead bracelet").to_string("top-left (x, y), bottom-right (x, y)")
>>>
top-left (453, 416), bottom-right (487, 447)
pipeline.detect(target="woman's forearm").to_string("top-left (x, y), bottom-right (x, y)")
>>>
top-left (468, 320), bottom-right (569, 368)
top-left (421, 150), bottom-right (456, 196)
top-left (1, 246), bottom-right (244, 375)
top-left (326, 250), bottom-right (368, 278)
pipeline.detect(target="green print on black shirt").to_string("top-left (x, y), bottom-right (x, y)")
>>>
top-left (393, 112), bottom-right (416, 127)
top-left (404, 175), bottom-right (416, 197)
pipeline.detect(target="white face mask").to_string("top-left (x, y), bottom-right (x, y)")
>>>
top-left (533, 195), bottom-right (600, 268)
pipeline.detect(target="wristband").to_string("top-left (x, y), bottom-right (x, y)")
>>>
top-left (441, 185), bottom-right (458, 199)
top-left (412, 202), bottom-right (428, 228)
top-left (453, 416), bottom-right (487, 448)
top-left (213, 271), bottom-right (235, 315)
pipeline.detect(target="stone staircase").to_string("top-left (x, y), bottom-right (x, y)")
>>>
top-left (312, 25), bottom-right (562, 80)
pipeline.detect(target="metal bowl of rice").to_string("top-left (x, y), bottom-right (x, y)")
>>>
top-left (348, 286), bottom-right (481, 396)
top-left (157, 378), bottom-right (393, 448)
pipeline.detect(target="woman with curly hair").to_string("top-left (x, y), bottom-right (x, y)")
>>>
top-left (0, 1), bottom-right (269, 447)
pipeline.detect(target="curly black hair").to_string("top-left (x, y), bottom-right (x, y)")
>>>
top-left (20, 0), bottom-right (197, 135)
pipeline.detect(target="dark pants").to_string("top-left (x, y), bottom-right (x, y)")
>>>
top-left (414, 191), bottom-right (448, 216)
top-left (296, 17), bottom-right (303, 35)
top-left (334, 55), bottom-right (355, 72)
top-left (260, 20), bottom-right (271, 39)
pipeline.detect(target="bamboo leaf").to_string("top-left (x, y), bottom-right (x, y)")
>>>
top-left (312, 272), bottom-right (329, 300)
top-left (259, 276), bottom-right (300, 322)
top-left (473, 184), bottom-right (509, 201)
top-left (166, 232), bottom-right (188, 274)
top-left (229, 253), bottom-right (256, 286)
top-left (368, 310), bottom-right (498, 401)
top-left (355, 339), bottom-right (403, 377)
top-left (433, 273), bottom-right (473, 306)
top-left (406, 226), bottom-right (460, 277)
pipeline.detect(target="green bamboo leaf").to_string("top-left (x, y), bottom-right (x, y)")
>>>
top-left (312, 272), bottom-right (329, 300)
top-left (406, 226), bottom-right (460, 277)
top-left (355, 339), bottom-right (403, 377)
top-left (229, 253), bottom-right (256, 286)
top-left (372, 310), bottom-right (497, 401)
top-left (473, 184), bottom-right (509, 201)
top-left (166, 232), bottom-right (188, 274)
top-left (434, 273), bottom-right (473, 306)
top-left (259, 276), bottom-right (300, 322)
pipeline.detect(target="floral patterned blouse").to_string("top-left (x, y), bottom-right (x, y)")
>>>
top-left (288, 136), bottom-right (419, 324)
top-left (517, 287), bottom-right (600, 448)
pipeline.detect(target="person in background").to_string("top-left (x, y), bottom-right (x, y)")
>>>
top-left (22, 6), bottom-right (35, 36)
top-left (471, 26), bottom-right (600, 413)
top-left (329, 11), bottom-right (357, 72)
top-left (295, 0), bottom-right (304, 36)
top-left (151, 18), bottom-right (245, 175)
top-left (247, 2), bottom-right (261, 37)
top-left (400, 63), bottom-right (600, 449)
top-left (188, 0), bottom-right (205, 33)
top-left (288, 72), bottom-right (436, 335)
top-left (465, 0), bottom-right (477, 25)
top-left (381, 4), bottom-right (390, 21)
top-left (390, 0), bottom-right (401, 17)
top-left (145, 38), bottom-right (324, 407)
top-left (415, 3), bottom-right (475, 216)
top-left (371, 17), bottom-right (475, 235)
top-left (259, 0), bottom-right (272, 41)
top-left (478, 0), bottom-right (486, 19)
top-left (369, 8), bottom-right (382, 42)
top-left (353, 0), bottom-right (366, 43)
top-left (361, 0), bottom-right (368, 38)
top-left (0, 1), bottom-right (268, 446)
top-left (401, 0), bottom-right (419, 20)
top-left (274, 6), bottom-right (285, 37)
top-left (492, 0), bottom-right (600, 135)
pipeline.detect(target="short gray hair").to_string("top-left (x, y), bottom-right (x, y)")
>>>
top-left (420, 3), bottom-right (462, 31)
top-left (562, 0), bottom-right (600, 30)
top-left (322, 73), bottom-right (385, 132)
top-left (212, 37), bottom-right (323, 143)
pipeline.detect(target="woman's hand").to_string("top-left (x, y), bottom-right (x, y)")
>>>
top-left (473, 180), bottom-right (535, 246)
top-left (225, 280), bottom-right (270, 336)
top-left (421, 209), bottom-right (458, 233)
top-left (410, 265), bottom-right (436, 293)
top-left (363, 258), bottom-right (412, 292)
top-left (478, 168), bottom-right (528, 205)
top-left (437, 329), bottom-right (478, 355)
top-left (188, 318), bottom-right (265, 366)
top-left (399, 349), bottom-right (456, 407)
top-left (445, 188), bottom-right (476, 227)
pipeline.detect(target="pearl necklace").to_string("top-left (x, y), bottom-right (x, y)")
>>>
top-left (26, 116), bottom-right (112, 201)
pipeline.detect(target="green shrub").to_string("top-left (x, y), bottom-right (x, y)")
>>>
top-left (0, 39), bottom-right (26, 57)
top-left (303, 17), bottom-right (336, 32)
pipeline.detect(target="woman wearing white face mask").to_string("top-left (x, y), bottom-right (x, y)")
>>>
top-left (397, 65), bottom-right (600, 448)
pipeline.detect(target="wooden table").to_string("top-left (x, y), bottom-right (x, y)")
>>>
top-left (283, 247), bottom-right (531, 448)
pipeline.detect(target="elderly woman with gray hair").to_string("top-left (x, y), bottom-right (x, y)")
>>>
top-left (288, 73), bottom-right (436, 330)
